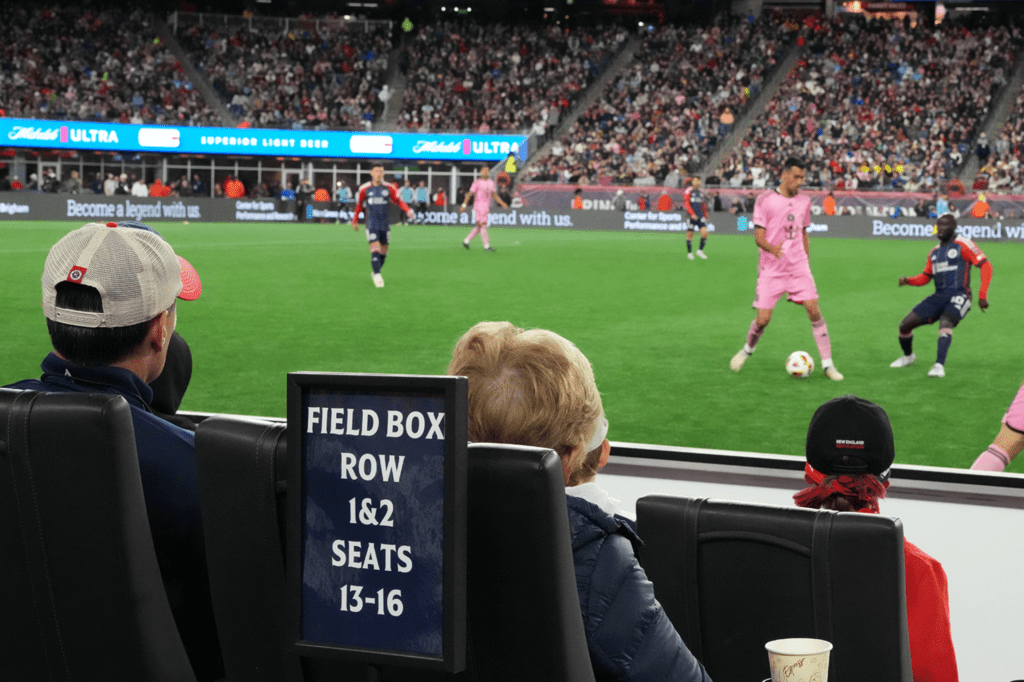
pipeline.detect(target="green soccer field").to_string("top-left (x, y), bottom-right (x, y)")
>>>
top-left (3, 220), bottom-right (1022, 472)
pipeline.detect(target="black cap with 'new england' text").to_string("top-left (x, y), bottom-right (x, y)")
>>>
top-left (806, 395), bottom-right (895, 481)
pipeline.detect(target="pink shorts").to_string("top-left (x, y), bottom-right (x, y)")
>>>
top-left (753, 264), bottom-right (819, 309)
top-left (1003, 380), bottom-right (1024, 433)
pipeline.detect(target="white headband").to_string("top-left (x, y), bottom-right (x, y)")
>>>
top-left (586, 415), bottom-right (609, 453)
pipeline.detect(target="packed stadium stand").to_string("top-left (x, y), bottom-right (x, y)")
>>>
top-left (396, 20), bottom-right (628, 134)
top-left (0, 5), bottom-right (218, 126)
top-left (984, 81), bottom-right (1024, 192)
top-left (174, 14), bottom-right (393, 130)
top-left (519, 14), bottom-right (795, 185)
top-left (2, 5), bottom-right (1022, 199)
top-left (711, 14), bottom-right (1022, 191)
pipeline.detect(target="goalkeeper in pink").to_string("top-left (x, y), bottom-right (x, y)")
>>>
top-left (460, 165), bottom-right (508, 252)
top-left (730, 157), bottom-right (844, 380)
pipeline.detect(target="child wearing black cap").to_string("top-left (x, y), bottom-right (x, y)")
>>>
top-left (794, 395), bottom-right (959, 682)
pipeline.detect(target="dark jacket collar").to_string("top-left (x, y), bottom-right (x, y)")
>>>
top-left (38, 352), bottom-right (154, 411)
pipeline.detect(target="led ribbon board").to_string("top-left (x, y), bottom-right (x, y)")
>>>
top-left (1, 118), bottom-right (527, 161)
top-left (287, 373), bottom-right (466, 671)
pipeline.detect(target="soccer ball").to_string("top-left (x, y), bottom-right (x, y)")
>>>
top-left (786, 351), bottom-right (815, 378)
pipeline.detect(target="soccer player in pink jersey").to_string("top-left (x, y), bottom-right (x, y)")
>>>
top-left (730, 158), bottom-right (844, 380)
top-left (971, 379), bottom-right (1024, 472)
top-left (460, 165), bottom-right (508, 252)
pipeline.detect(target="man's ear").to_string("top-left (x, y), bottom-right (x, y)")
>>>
top-left (148, 310), bottom-right (170, 352)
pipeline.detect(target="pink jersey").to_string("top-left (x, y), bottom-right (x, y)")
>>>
top-left (470, 178), bottom-right (496, 215)
top-left (753, 189), bottom-right (812, 274)
top-left (1003, 379), bottom-right (1024, 433)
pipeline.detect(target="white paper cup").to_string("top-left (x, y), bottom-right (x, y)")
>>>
top-left (765, 638), bottom-right (833, 682)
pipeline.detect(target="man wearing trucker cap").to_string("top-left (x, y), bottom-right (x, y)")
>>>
top-left (6, 221), bottom-right (222, 680)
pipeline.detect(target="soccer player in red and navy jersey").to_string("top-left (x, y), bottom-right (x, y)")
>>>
top-left (890, 214), bottom-right (992, 377)
top-left (730, 158), bottom-right (844, 380)
top-left (682, 177), bottom-right (709, 260)
top-left (352, 163), bottom-right (416, 288)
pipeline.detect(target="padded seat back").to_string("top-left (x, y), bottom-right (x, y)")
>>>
top-left (461, 443), bottom-right (595, 682)
top-left (0, 388), bottom-right (196, 682)
top-left (194, 415), bottom-right (301, 682)
top-left (636, 495), bottom-right (912, 682)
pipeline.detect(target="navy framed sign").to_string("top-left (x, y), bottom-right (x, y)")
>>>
top-left (286, 372), bottom-right (467, 672)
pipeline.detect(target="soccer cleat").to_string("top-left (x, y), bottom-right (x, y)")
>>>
top-left (927, 363), bottom-right (945, 378)
top-left (687, 253), bottom-right (695, 260)
top-left (696, 250), bottom-right (707, 260)
top-left (484, 246), bottom-right (496, 252)
top-left (890, 353), bottom-right (916, 368)
top-left (824, 366), bottom-right (844, 381)
top-left (730, 349), bottom-right (750, 372)
top-left (372, 273), bottom-right (384, 288)
top-left (462, 241), bottom-right (470, 250)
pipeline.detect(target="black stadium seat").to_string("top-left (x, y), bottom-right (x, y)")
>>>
top-left (0, 388), bottom-right (196, 682)
top-left (458, 443), bottom-right (595, 682)
top-left (193, 415), bottom-right (301, 682)
top-left (636, 495), bottom-right (912, 682)
top-left (194, 416), bottom-right (595, 682)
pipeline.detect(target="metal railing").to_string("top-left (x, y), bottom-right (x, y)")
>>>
top-left (167, 11), bottom-right (391, 36)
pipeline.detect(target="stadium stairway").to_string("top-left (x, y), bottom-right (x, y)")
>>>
top-left (377, 42), bottom-right (408, 132)
top-left (154, 14), bottom-right (237, 128)
top-left (696, 39), bottom-right (803, 180)
top-left (519, 35), bottom-right (642, 175)
top-left (958, 51), bottom-right (1024, 185)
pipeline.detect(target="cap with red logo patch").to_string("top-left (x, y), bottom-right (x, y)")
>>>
top-left (42, 221), bottom-right (201, 328)
top-left (805, 395), bottom-right (894, 482)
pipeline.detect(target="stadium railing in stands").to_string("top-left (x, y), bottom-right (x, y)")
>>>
top-left (167, 11), bottom-right (391, 35)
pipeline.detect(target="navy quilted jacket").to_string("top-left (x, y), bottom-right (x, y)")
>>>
top-left (565, 495), bottom-right (711, 682)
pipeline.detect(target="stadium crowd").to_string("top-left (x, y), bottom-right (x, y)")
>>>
top-left (521, 13), bottom-right (794, 185)
top-left (2, 7), bottom-right (1023, 199)
top-left (396, 21), bottom-right (627, 134)
top-left (974, 81), bottom-right (1024, 193)
top-left (0, 5), bottom-right (217, 126)
top-left (712, 14), bottom-right (1022, 192)
top-left (176, 15), bottom-right (393, 129)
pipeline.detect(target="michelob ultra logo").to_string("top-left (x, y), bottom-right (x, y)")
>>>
top-left (59, 126), bottom-right (120, 144)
